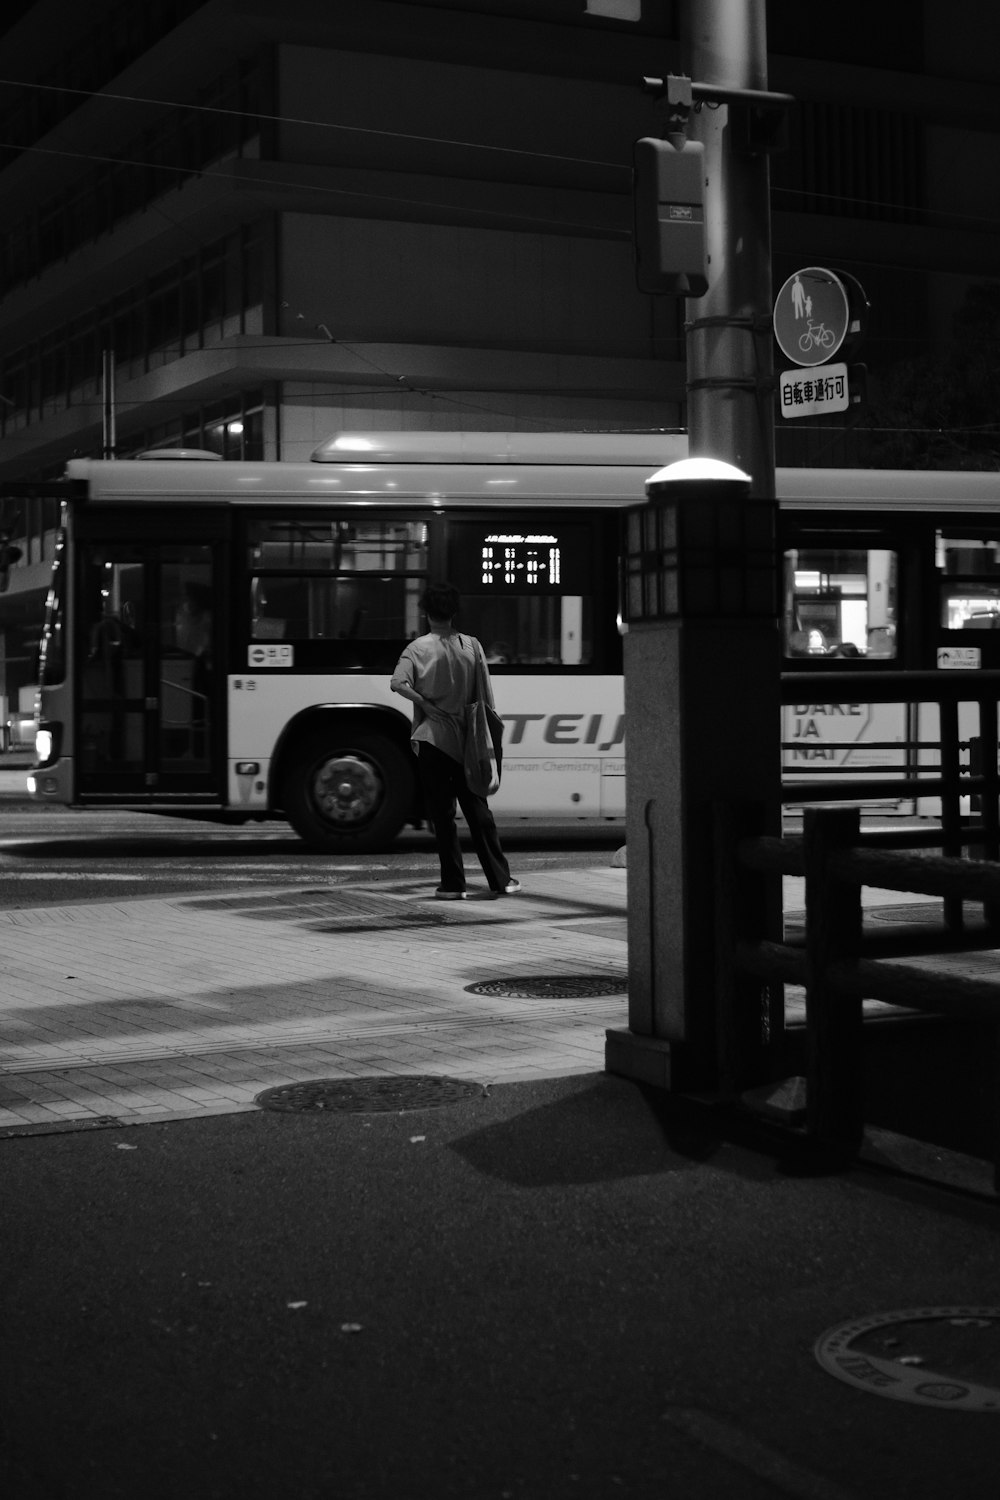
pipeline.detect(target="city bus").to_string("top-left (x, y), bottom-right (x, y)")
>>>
top-left (21, 432), bottom-right (1000, 849)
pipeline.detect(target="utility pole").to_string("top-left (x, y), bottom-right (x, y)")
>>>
top-left (684, 0), bottom-right (775, 496)
top-left (607, 0), bottom-right (783, 1094)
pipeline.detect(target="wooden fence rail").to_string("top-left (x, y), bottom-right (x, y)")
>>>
top-left (779, 666), bottom-right (1000, 932)
top-left (717, 803), bottom-right (1000, 1192)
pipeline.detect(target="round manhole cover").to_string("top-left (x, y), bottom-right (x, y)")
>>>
top-left (465, 974), bottom-right (627, 999)
top-left (255, 1074), bottom-right (482, 1114)
top-left (815, 1308), bottom-right (1000, 1410)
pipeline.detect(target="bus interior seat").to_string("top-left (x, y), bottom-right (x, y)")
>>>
top-left (252, 616), bottom-right (287, 639)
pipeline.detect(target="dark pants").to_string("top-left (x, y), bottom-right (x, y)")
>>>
top-left (416, 742), bottom-right (511, 892)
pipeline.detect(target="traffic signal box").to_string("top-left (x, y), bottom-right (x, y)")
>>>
top-left (633, 136), bottom-right (708, 298)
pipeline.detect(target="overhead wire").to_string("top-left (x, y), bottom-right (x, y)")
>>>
top-left (1, 77), bottom-right (998, 443)
top-left (0, 75), bottom-right (625, 172)
top-left (0, 138), bottom-right (625, 239)
top-left (4, 72), bottom-right (1000, 237)
top-left (0, 132), bottom-right (662, 435)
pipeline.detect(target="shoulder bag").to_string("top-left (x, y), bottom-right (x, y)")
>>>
top-left (462, 637), bottom-right (503, 797)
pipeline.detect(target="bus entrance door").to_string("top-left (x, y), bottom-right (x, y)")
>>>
top-left (920, 532), bottom-right (1000, 817)
top-left (75, 542), bottom-right (223, 804)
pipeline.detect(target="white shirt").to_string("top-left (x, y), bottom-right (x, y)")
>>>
top-left (391, 630), bottom-right (492, 763)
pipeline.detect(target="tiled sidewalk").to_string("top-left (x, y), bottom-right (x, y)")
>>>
top-left (1, 856), bottom-right (969, 1142)
top-left (0, 869), bottom-right (630, 1132)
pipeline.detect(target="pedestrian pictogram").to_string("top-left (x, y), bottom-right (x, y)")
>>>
top-left (773, 267), bottom-right (851, 367)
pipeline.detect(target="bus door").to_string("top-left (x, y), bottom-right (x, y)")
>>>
top-left (923, 526), bottom-right (1000, 814)
top-left (75, 540), bottom-right (223, 802)
top-left (935, 529), bottom-right (1000, 666)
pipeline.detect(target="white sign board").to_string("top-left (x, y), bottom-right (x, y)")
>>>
top-left (247, 643), bottom-right (294, 668)
top-left (937, 646), bottom-right (981, 670)
top-left (782, 700), bottom-right (907, 774)
top-left (779, 363), bottom-right (849, 419)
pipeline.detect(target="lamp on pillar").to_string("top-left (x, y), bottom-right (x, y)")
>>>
top-left (607, 456), bottom-right (782, 1094)
top-left (623, 457), bottom-right (776, 623)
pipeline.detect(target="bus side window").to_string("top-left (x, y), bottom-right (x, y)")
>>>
top-left (251, 575), bottom-right (419, 641)
top-left (866, 625), bottom-right (896, 657)
top-left (782, 545), bottom-right (897, 659)
top-left (247, 519), bottom-right (429, 647)
top-left (936, 533), bottom-right (1000, 630)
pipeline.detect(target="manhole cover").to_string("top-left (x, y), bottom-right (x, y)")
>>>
top-left (465, 974), bottom-right (627, 999)
top-left (255, 1074), bottom-right (483, 1114)
top-left (815, 1308), bottom-right (1000, 1410)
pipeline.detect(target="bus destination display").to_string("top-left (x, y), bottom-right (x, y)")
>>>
top-left (480, 534), bottom-right (560, 587)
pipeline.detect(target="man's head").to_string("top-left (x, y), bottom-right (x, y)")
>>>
top-left (420, 581), bottom-right (460, 625)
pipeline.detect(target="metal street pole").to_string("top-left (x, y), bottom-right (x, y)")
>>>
top-left (685, 0), bottom-right (775, 497)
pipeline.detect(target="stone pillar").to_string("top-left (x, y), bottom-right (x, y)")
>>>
top-left (605, 459), bottom-right (781, 1090)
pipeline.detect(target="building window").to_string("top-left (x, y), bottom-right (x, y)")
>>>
top-left (0, 58), bottom-right (265, 293)
top-left (772, 101), bottom-right (924, 225)
top-left (118, 393), bottom-right (265, 461)
top-left (0, 226), bottom-right (264, 435)
top-left (0, 0), bottom-right (207, 165)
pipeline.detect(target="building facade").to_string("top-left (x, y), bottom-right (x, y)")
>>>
top-left (0, 0), bottom-right (997, 721)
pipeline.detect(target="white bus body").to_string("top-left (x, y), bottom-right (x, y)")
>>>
top-left (25, 434), bottom-right (1000, 846)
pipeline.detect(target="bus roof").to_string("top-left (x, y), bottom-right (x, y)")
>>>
top-left (59, 437), bottom-right (1000, 512)
top-left (63, 432), bottom-right (689, 507)
top-left (776, 465), bottom-right (1000, 510)
top-left (309, 430), bottom-right (687, 464)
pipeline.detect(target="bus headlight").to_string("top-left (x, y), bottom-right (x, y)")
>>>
top-left (35, 724), bottom-right (59, 764)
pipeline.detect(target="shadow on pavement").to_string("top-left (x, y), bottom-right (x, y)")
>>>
top-left (450, 1075), bottom-right (759, 1187)
top-left (451, 1073), bottom-right (1000, 1221)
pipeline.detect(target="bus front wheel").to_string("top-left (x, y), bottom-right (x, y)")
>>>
top-left (282, 730), bottom-right (414, 852)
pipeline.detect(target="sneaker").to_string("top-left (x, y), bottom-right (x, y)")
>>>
top-left (502, 880), bottom-right (522, 896)
top-left (435, 887), bottom-right (467, 900)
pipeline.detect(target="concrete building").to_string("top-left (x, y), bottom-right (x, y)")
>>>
top-left (0, 0), bottom-right (997, 723)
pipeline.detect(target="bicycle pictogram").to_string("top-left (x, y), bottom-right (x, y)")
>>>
top-left (798, 320), bottom-right (837, 354)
